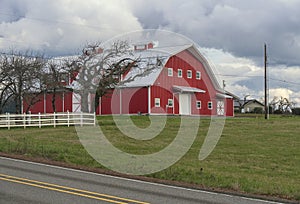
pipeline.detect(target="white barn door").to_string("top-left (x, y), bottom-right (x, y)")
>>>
top-left (179, 94), bottom-right (191, 115)
top-left (217, 100), bottom-right (225, 116)
top-left (72, 93), bottom-right (81, 113)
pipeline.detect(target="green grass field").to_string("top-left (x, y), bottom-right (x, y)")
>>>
top-left (0, 114), bottom-right (299, 201)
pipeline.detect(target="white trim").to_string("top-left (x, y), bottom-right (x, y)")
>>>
top-left (148, 86), bottom-right (151, 114)
top-left (187, 70), bottom-right (192, 79)
top-left (173, 85), bottom-right (206, 93)
top-left (177, 69), bottom-right (182, 78)
top-left (167, 68), bottom-right (173, 77)
top-left (208, 101), bottom-right (213, 110)
top-left (44, 92), bottom-right (46, 113)
top-left (196, 71), bottom-right (201, 80)
top-left (216, 93), bottom-right (233, 99)
top-left (168, 99), bottom-right (173, 107)
top-left (155, 98), bottom-right (160, 107)
top-left (172, 94), bottom-right (175, 114)
top-left (196, 101), bottom-right (201, 109)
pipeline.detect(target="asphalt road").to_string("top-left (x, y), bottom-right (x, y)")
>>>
top-left (0, 156), bottom-right (286, 204)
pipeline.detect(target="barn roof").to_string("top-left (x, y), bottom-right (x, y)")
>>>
top-left (122, 44), bottom-right (222, 92)
top-left (54, 43), bottom-right (223, 94)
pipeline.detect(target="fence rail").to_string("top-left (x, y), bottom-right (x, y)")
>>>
top-left (0, 112), bottom-right (96, 129)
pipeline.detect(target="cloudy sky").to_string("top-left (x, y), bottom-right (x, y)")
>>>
top-left (0, 0), bottom-right (300, 105)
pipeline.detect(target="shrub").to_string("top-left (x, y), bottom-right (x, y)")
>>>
top-left (292, 108), bottom-right (300, 115)
top-left (253, 107), bottom-right (263, 114)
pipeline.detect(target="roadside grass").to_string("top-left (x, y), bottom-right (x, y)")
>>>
top-left (0, 115), bottom-right (299, 200)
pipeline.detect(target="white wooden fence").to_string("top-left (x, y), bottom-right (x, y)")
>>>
top-left (0, 112), bottom-right (96, 129)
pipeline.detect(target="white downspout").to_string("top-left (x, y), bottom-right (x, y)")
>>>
top-left (148, 86), bottom-right (151, 114)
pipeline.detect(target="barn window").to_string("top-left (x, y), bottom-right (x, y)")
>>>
top-left (178, 69), bottom-right (182, 78)
top-left (196, 71), bottom-right (201, 80)
top-left (208, 101), bottom-right (213, 110)
top-left (168, 99), bottom-right (173, 107)
top-left (187, 70), bottom-right (192, 78)
top-left (168, 68), bottom-right (173, 76)
top-left (155, 98), bottom-right (161, 107)
top-left (196, 101), bottom-right (201, 109)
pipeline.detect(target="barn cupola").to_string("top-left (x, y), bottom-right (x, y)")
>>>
top-left (134, 42), bottom-right (154, 51)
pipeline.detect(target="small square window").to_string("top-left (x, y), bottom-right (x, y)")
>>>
top-left (196, 71), bottom-right (201, 80)
top-left (196, 101), bottom-right (201, 109)
top-left (155, 98), bottom-right (160, 107)
top-left (208, 101), bottom-right (213, 110)
top-left (168, 68), bottom-right (173, 76)
top-left (187, 70), bottom-right (192, 78)
top-left (178, 69), bottom-right (182, 78)
top-left (168, 99), bottom-right (173, 107)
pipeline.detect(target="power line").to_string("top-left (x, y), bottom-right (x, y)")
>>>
top-left (215, 74), bottom-right (263, 78)
top-left (269, 77), bottom-right (300, 86)
top-left (0, 11), bottom-right (109, 30)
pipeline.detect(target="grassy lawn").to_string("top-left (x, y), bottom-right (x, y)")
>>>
top-left (0, 114), bottom-right (299, 201)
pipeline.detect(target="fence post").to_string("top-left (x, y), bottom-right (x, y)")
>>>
top-left (67, 111), bottom-right (70, 127)
top-left (80, 112), bottom-right (83, 127)
top-left (28, 111), bottom-right (31, 126)
top-left (39, 112), bottom-right (41, 128)
top-left (23, 113), bottom-right (26, 129)
top-left (7, 113), bottom-right (10, 130)
top-left (94, 112), bottom-right (96, 126)
top-left (54, 112), bottom-right (56, 128)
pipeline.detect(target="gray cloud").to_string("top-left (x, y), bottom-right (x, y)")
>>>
top-left (128, 0), bottom-right (300, 66)
top-left (0, 0), bottom-right (142, 56)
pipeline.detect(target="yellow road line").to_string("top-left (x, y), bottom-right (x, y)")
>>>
top-left (0, 173), bottom-right (149, 204)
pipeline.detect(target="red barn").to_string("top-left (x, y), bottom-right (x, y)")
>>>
top-left (98, 43), bottom-right (234, 116)
top-left (24, 43), bottom-right (234, 117)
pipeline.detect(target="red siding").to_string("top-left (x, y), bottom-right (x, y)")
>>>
top-left (23, 94), bottom-right (44, 114)
top-left (225, 98), bottom-right (234, 116)
top-left (23, 91), bottom-right (73, 114)
top-left (151, 50), bottom-right (219, 116)
top-left (100, 87), bottom-right (148, 115)
top-left (64, 92), bottom-right (73, 112)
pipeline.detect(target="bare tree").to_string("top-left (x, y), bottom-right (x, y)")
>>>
top-left (67, 40), bottom-right (163, 113)
top-left (0, 51), bottom-right (46, 113)
top-left (0, 56), bottom-right (14, 113)
top-left (43, 58), bottom-right (73, 113)
top-left (269, 96), bottom-right (295, 114)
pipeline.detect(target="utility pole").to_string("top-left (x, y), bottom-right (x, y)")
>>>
top-left (264, 43), bottom-right (268, 119)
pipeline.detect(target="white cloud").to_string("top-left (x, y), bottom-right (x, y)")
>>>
top-left (0, 0), bottom-right (142, 56)
top-left (269, 88), bottom-right (293, 100)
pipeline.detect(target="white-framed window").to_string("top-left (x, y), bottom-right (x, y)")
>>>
top-left (196, 71), bottom-right (201, 80)
top-left (177, 69), bottom-right (182, 78)
top-left (168, 99), bottom-right (173, 107)
top-left (168, 68), bottom-right (173, 76)
top-left (196, 101), bottom-right (201, 109)
top-left (155, 98), bottom-right (161, 107)
top-left (187, 70), bottom-right (192, 79)
top-left (208, 101), bottom-right (213, 110)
